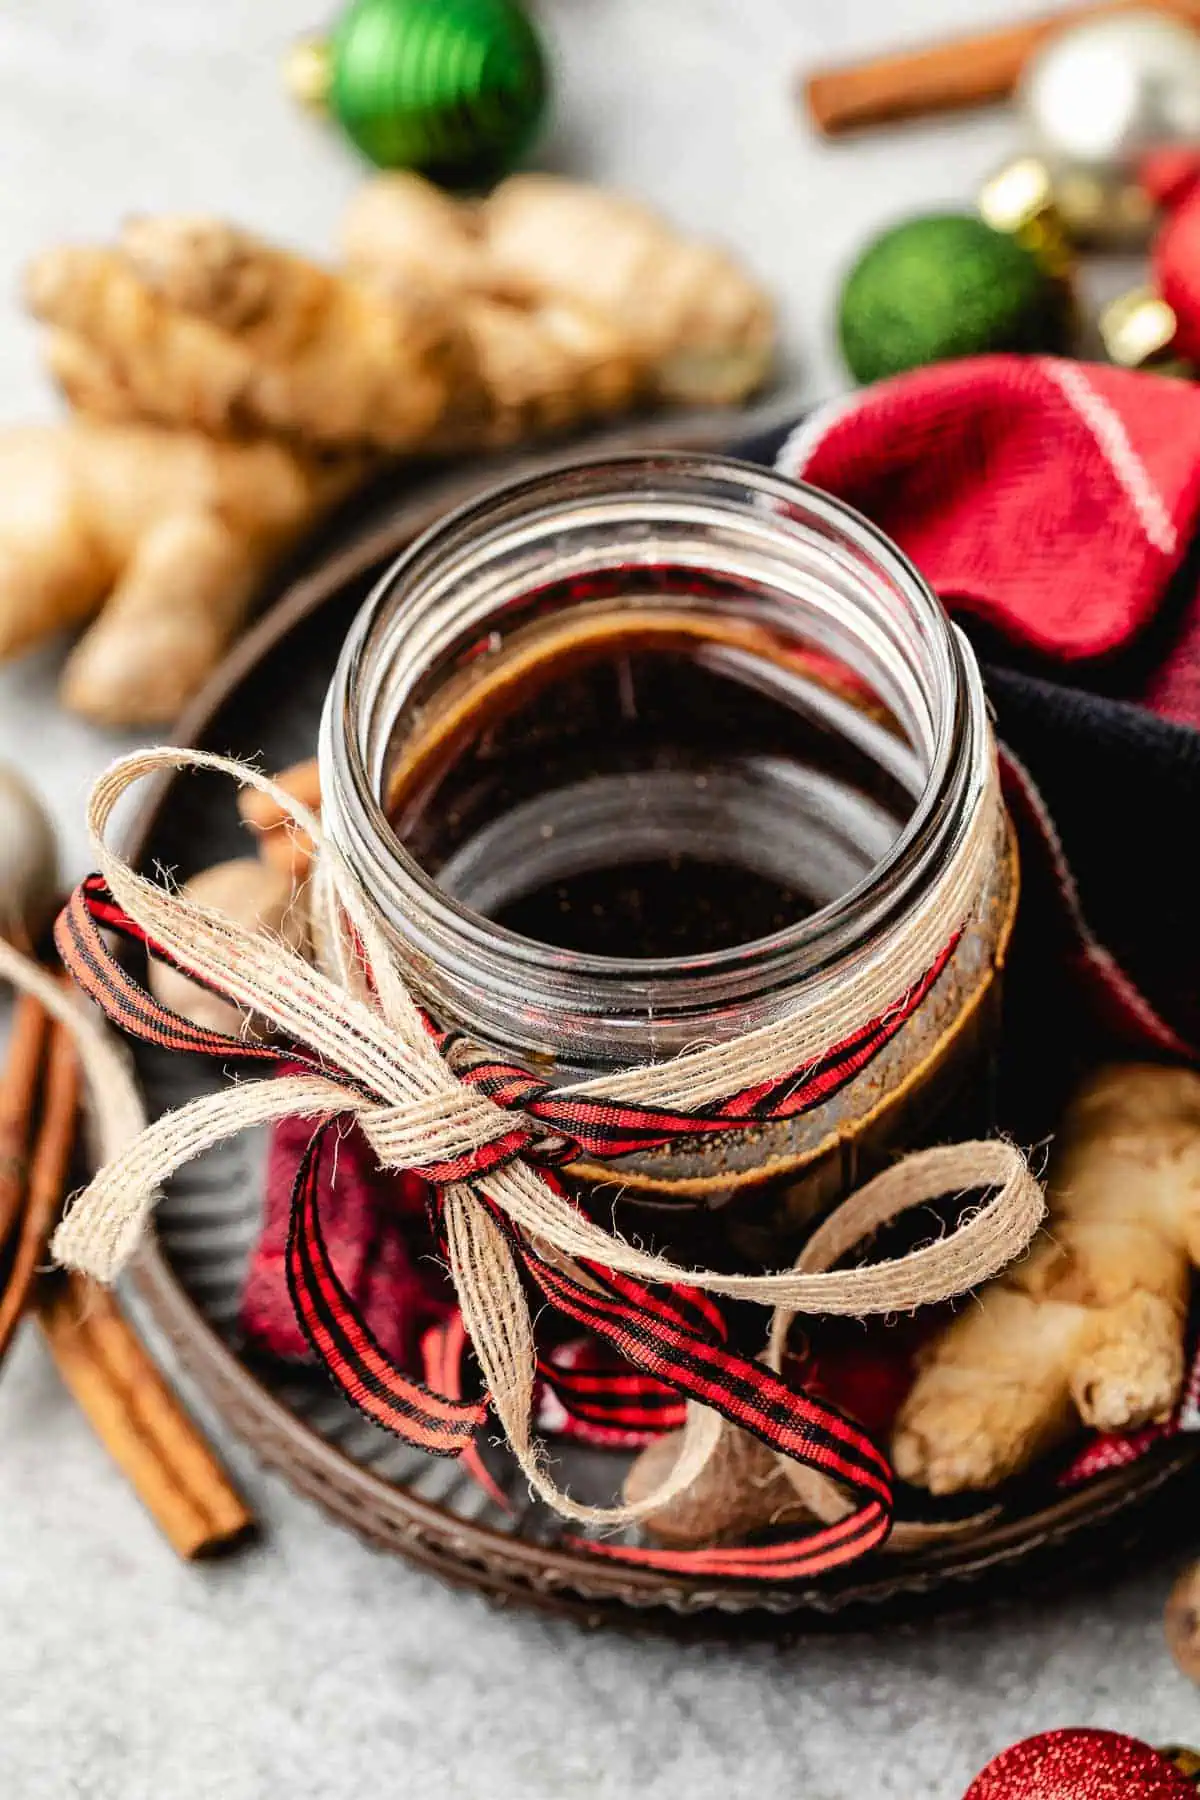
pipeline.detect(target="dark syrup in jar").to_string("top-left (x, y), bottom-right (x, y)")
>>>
top-left (387, 607), bottom-right (919, 956)
top-left (382, 603), bottom-right (963, 1279)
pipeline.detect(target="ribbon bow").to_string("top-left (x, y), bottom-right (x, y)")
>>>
top-left (39, 747), bottom-right (1043, 1581)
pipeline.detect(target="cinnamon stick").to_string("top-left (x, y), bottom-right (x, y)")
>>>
top-left (37, 1272), bottom-right (255, 1559)
top-left (1, 976), bottom-right (255, 1557)
top-left (803, 1), bottom-right (1200, 137)
top-left (0, 1012), bottom-right (77, 1362)
top-left (0, 992), bottom-right (49, 1252)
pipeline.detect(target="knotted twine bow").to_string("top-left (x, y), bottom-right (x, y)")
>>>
top-left (5, 746), bottom-right (1045, 1578)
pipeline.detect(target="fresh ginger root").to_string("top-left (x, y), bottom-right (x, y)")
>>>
top-left (26, 218), bottom-right (475, 454)
top-left (0, 422), bottom-right (357, 726)
top-left (429, 292), bottom-right (640, 452)
top-left (342, 171), bottom-right (775, 409)
top-left (483, 175), bottom-right (775, 405)
top-left (238, 756), bottom-right (322, 881)
top-left (340, 174), bottom-right (640, 445)
top-left (28, 198), bottom-right (676, 458)
top-left (8, 181), bottom-right (772, 727)
top-left (29, 182), bottom-right (774, 457)
top-left (893, 1064), bottom-right (1200, 1495)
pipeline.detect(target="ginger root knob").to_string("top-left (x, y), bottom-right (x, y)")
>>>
top-left (893, 1064), bottom-right (1200, 1494)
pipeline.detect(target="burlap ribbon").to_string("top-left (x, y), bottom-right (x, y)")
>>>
top-left (2, 746), bottom-right (1044, 1529)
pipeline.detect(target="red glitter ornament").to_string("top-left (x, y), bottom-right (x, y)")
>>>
top-left (964, 1729), bottom-right (1195, 1799)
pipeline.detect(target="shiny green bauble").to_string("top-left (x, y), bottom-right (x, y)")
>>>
top-left (837, 213), bottom-right (1070, 385)
top-left (310, 0), bottom-right (549, 185)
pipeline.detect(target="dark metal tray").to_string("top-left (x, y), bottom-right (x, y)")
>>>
top-left (122, 413), bottom-right (1199, 1629)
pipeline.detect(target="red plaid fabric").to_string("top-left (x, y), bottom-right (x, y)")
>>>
top-left (777, 355), bottom-right (1200, 674)
top-left (244, 1097), bottom-right (452, 1368)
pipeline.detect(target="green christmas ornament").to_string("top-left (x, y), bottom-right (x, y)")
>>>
top-left (286, 0), bottom-right (549, 187)
top-left (836, 212), bottom-right (1071, 386)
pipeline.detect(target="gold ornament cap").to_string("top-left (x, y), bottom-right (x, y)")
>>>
top-left (1055, 170), bottom-right (1156, 247)
top-left (1160, 1745), bottom-right (1200, 1784)
top-left (284, 36), bottom-right (333, 114)
top-left (979, 156), bottom-right (1073, 283)
top-left (1100, 286), bottom-right (1187, 372)
top-left (979, 156), bottom-right (1055, 235)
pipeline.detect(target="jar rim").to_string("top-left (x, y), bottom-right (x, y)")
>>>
top-left (320, 452), bottom-right (990, 1057)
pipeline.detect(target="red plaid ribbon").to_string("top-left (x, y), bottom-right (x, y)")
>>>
top-left (57, 872), bottom-right (960, 1580)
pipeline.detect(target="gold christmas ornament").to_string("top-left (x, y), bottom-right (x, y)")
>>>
top-left (1018, 10), bottom-right (1200, 244)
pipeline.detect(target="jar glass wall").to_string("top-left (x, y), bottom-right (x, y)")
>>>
top-left (319, 454), bottom-right (994, 1087)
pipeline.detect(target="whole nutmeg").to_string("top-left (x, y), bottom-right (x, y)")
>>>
top-left (0, 763), bottom-right (59, 946)
top-left (623, 1423), bottom-right (812, 1548)
top-left (1166, 1560), bottom-right (1200, 1686)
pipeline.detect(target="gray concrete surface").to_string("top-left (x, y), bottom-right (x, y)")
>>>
top-left (1, 3), bottom-right (1197, 1795)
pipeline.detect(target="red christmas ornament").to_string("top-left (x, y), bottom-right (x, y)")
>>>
top-left (1147, 150), bottom-right (1200, 363)
top-left (964, 1729), bottom-right (1195, 1799)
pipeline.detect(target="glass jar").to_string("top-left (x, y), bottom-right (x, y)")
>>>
top-left (318, 454), bottom-right (1015, 1258)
